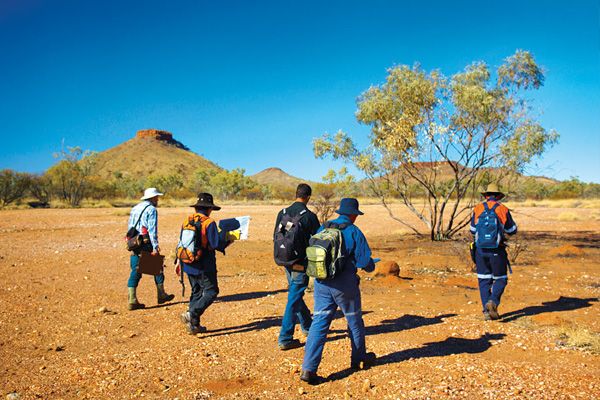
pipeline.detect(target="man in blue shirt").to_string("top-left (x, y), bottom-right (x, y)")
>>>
top-left (126, 187), bottom-right (174, 310)
top-left (178, 193), bottom-right (231, 335)
top-left (301, 198), bottom-right (376, 384)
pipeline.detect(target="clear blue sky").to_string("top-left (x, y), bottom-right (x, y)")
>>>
top-left (1, 0), bottom-right (598, 184)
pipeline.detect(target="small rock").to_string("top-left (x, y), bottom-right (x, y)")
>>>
top-left (298, 387), bottom-right (305, 395)
top-left (362, 379), bottom-right (371, 393)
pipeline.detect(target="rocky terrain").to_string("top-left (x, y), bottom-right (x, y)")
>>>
top-left (0, 204), bottom-right (598, 399)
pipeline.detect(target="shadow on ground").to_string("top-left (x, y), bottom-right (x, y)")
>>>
top-left (501, 296), bottom-right (598, 323)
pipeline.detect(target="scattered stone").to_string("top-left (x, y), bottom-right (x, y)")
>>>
top-left (362, 379), bottom-right (371, 393)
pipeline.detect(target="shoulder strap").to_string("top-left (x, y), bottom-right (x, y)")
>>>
top-left (133, 204), bottom-right (151, 229)
top-left (324, 221), bottom-right (350, 230)
top-left (489, 202), bottom-right (500, 212)
top-left (483, 202), bottom-right (490, 211)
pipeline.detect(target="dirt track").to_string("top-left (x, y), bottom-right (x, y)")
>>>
top-left (0, 204), bottom-right (599, 399)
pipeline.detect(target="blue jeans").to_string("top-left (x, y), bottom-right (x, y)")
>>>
top-left (278, 266), bottom-right (312, 345)
top-left (302, 271), bottom-right (366, 373)
top-left (188, 271), bottom-right (219, 320)
top-left (476, 247), bottom-right (509, 313)
top-left (127, 250), bottom-right (164, 287)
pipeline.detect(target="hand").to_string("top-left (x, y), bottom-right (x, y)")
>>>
top-left (151, 249), bottom-right (160, 256)
top-left (175, 262), bottom-right (181, 276)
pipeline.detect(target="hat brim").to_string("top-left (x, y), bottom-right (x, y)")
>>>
top-left (140, 193), bottom-right (163, 200)
top-left (335, 208), bottom-right (364, 215)
top-left (481, 191), bottom-right (505, 200)
top-left (190, 202), bottom-right (221, 211)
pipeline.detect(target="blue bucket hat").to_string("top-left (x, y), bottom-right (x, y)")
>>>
top-left (335, 198), bottom-right (364, 215)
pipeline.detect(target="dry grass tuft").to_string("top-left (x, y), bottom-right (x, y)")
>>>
top-left (555, 325), bottom-right (600, 354)
top-left (557, 212), bottom-right (583, 221)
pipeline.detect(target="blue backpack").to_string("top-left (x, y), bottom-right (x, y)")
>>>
top-left (475, 202), bottom-right (503, 249)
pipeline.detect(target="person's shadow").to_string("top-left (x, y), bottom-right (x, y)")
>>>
top-left (500, 296), bottom-right (598, 323)
top-left (324, 333), bottom-right (506, 384)
top-left (366, 313), bottom-right (458, 335)
top-left (216, 288), bottom-right (288, 302)
top-left (201, 316), bottom-right (281, 338)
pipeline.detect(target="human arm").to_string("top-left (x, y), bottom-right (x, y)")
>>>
top-left (349, 227), bottom-right (376, 273)
top-left (142, 205), bottom-right (160, 254)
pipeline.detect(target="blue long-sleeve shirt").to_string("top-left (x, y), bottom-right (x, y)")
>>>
top-left (128, 200), bottom-right (159, 250)
top-left (317, 214), bottom-right (376, 275)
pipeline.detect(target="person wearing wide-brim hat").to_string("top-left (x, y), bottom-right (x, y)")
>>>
top-left (126, 188), bottom-right (175, 311)
top-left (300, 198), bottom-right (377, 384)
top-left (177, 192), bottom-right (232, 335)
top-left (480, 183), bottom-right (506, 200)
top-left (470, 183), bottom-right (518, 321)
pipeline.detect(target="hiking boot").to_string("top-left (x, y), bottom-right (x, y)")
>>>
top-left (351, 352), bottom-right (376, 370)
top-left (300, 370), bottom-right (319, 385)
top-left (485, 300), bottom-right (500, 320)
top-left (127, 287), bottom-right (145, 311)
top-left (156, 283), bottom-right (175, 304)
top-left (180, 312), bottom-right (206, 335)
top-left (483, 311), bottom-right (492, 321)
top-left (278, 339), bottom-right (302, 350)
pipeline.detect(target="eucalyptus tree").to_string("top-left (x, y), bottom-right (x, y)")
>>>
top-left (314, 50), bottom-right (559, 240)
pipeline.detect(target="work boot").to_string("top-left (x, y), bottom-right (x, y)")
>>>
top-left (485, 300), bottom-right (500, 320)
top-left (127, 287), bottom-right (145, 311)
top-left (156, 283), bottom-right (175, 304)
top-left (180, 311), bottom-right (206, 335)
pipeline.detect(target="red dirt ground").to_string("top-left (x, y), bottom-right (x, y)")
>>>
top-left (0, 204), bottom-right (599, 399)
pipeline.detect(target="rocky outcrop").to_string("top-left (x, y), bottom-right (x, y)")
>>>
top-left (136, 129), bottom-right (187, 149)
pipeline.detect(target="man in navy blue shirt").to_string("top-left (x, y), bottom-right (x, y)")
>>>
top-left (177, 193), bottom-right (231, 335)
top-left (301, 198), bottom-right (376, 384)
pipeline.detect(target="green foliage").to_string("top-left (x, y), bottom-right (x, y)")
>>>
top-left (314, 50), bottom-right (559, 240)
top-left (321, 167), bottom-right (358, 197)
top-left (29, 173), bottom-right (52, 204)
top-left (46, 147), bottom-right (97, 206)
top-left (0, 169), bottom-right (31, 206)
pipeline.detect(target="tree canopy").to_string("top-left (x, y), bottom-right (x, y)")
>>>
top-left (314, 50), bottom-right (559, 240)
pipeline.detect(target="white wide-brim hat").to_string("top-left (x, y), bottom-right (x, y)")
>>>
top-left (140, 187), bottom-right (164, 200)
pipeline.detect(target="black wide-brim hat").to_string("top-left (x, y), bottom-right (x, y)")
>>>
top-left (190, 193), bottom-right (221, 210)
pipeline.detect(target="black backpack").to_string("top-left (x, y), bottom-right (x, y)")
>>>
top-left (273, 208), bottom-right (307, 266)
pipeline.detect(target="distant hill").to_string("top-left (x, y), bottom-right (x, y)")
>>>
top-left (92, 129), bottom-right (221, 182)
top-left (249, 168), bottom-right (317, 188)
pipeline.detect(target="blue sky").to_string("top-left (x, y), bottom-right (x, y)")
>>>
top-left (1, 0), bottom-right (599, 184)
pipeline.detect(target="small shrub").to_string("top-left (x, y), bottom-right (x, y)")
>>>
top-left (558, 212), bottom-right (582, 221)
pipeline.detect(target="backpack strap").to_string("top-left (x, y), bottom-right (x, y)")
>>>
top-left (324, 221), bottom-right (350, 230)
top-left (133, 204), bottom-right (151, 230)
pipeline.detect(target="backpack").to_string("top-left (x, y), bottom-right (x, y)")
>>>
top-left (475, 202), bottom-right (504, 249)
top-left (273, 208), bottom-right (307, 267)
top-left (176, 213), bottom-right (213, 263)
top-left (306, 221), bottom-right (349, 279)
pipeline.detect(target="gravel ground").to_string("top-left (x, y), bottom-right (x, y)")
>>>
top-left (0, 205), bottom-right (598, 399)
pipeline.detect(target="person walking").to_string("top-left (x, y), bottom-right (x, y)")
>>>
top-left (178, 193), bottom-right (232, 335)
top-left (273, 183), bottom-right (321, 350)
top-left (470, 183), bottom-right (518, 320)
top-left (126, 187), bottom-right (174, 311)
top-left (300, 198), bottom-right (376, 384)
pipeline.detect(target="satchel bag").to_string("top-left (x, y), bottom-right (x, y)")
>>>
top-left (125, 204), bottom-right (150, 251)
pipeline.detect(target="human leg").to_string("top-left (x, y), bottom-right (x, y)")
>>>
top-left (476, 250), bottom-right (493, 314)
top-left (334, 277), bottom-right (368, 366)
top-left (279, 267), bottom-right (311, 346)
top-left (301, 282), bottom-right (337, 374)
top-left (487, 249), bottom-right (509, 317)
top-left (127, 253), bottom-right (145, 310)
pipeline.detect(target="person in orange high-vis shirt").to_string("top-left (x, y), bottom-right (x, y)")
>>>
top-left (470, 184), bottom-right (517, 320)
